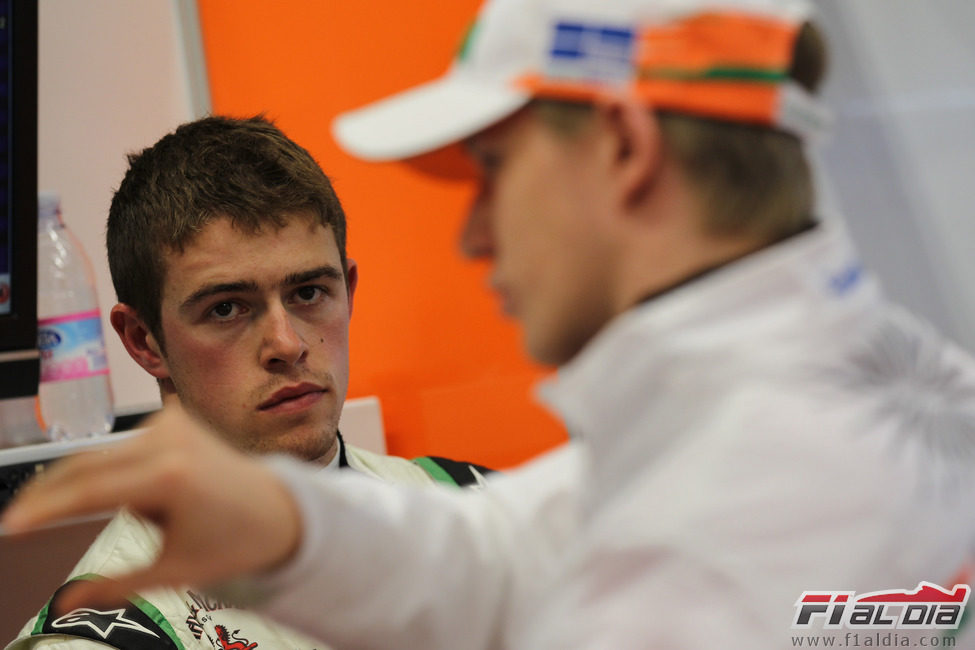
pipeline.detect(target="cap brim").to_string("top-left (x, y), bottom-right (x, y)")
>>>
top-left (333, 75), bottom-right (531, 162)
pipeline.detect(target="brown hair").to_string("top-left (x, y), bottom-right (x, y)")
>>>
top-left (106, 115), bottom-right (348, 347)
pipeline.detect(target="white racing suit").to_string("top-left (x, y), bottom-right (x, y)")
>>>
top-left (7, 439), bottom-right (492, 650)
top-left (236, 221), bottom-right (975, 648)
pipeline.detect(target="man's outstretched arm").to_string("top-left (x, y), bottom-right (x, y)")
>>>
top-left (1, 404), bottom-right (581, 650)
top-left (2, 405), bottom-right (301, 609)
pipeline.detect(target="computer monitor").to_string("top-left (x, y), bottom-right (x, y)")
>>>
top-left (0, 0), bottom-right (39, 403)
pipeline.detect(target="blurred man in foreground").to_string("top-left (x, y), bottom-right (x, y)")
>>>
top-left (6, 0), bottom-right (975, 647)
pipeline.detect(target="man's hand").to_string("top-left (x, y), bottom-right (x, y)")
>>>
top-left (0, 404), bottom-right (302, 614)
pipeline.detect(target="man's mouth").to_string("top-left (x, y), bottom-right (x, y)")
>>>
top-left (258, 383), bottom-right (327, 412)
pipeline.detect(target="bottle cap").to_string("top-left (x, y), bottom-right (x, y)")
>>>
top-left (38, 191), bottom-right (62, 219)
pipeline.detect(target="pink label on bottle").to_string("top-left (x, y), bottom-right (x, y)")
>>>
top-left (38, 311), bottom-right (110, 383)
top-left (40, 359), bottom-right (110, 382)
top-left (38, 309), bottom-right (101, 327)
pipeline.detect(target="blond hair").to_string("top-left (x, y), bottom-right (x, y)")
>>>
top-left (536, 23), bottom-right (827, 243)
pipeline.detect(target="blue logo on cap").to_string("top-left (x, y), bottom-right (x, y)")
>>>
top-left (547, 21), bottom-right (635, 83)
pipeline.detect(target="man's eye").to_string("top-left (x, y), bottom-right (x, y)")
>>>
top-left (209, 302), bottom-right (239, 320)
top-left (294, 286), bottom-right (326, 303)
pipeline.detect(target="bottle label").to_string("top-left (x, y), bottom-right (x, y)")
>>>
top-left (37, 310), bottom-right (110, 383)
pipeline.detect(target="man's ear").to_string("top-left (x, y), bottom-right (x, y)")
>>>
top-left (110, 304), bottom-right (170, 380)
top-left (344, 258), bottom-right (358, 317)
top-left (594, 92), bottom-right (664, 210)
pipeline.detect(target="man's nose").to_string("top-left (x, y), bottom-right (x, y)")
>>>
top-left (459, 192), bottom-right (495, 260)
top-left (260, 303), bottom-right (308, 367)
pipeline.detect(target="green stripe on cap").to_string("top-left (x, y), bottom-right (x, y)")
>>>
top-left (643, 66), bottom-right (788, 83)
top-left (456, 20), bottom-right (480, 62)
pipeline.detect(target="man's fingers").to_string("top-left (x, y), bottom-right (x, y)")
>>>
top-left (1, 409), bottom-right (198, 531)
top-left (51, 560), bottom-right (191, 616)
top-left (52, 551), bottom-right (242, 616)
top-left (0, 473), bottom-right (105, 533)
top-left (50, 579), bottom-right (131, 616)
top-left (1, 447), bottom-right (169, 532)
top-left (1, 403), bottom-right (299, 604)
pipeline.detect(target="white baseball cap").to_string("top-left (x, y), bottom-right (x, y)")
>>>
top-left (333, 0), bottom-right (828, 162)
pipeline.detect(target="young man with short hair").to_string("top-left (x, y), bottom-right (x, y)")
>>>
top-left (8, 116), bottom-right (490, 650)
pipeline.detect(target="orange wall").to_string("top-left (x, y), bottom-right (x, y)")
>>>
top-left (196, 1), bottom-right (567, 469)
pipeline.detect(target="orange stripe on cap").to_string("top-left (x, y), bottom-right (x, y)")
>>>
top-left (635, 78), bottom-right (781, 125)
top-left (516, 11), bottom-right (802, 128)
top-left (638, 12), bottom-right (799, 75)
top-left (516, 74), bottom-right (606, 104)
top-left (517, 74), bottom-right (783, 127)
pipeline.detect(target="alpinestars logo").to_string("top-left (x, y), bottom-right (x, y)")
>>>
top-left (793, 582), bottom-right (969, 630)
top-left (51, 608), bottom-right (161, 639)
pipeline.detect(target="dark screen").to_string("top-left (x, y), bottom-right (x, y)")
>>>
top-left (0, 0), bottom-right (38, 401)
top-left (0, 0), bottom-right (12, 314)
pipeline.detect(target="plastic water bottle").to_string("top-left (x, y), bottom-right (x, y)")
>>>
top-left (36, 192), bottom-right (114, 440)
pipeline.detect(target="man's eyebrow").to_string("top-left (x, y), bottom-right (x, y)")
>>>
top-left (284, 265), bottom-right (345, 286)
top-left (181, 280), bottom-right (260, 311)
top-left (179, 266), bottom-right (344, 312)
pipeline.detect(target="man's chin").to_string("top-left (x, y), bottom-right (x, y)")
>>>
top-left (240, 428), bottom-right (339, 465)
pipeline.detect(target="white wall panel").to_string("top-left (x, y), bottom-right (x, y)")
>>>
top-left (816, 0), bottom-right (975, 352)
top-left (38, 0), bottom-right (208, 415)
